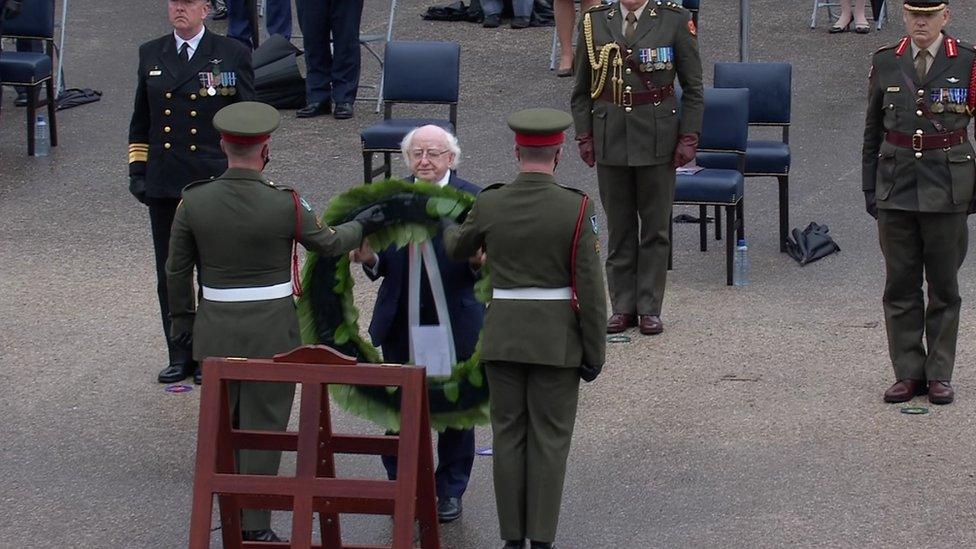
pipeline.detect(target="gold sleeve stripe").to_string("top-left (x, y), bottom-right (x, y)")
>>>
top-left (128, 143), bottom-right (149, 164)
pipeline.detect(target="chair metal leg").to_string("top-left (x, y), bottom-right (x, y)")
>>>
top-left (363, 151), bottom-right (373, 183)
top-left (383, 153), bottom-right (392, 179)
top-left (778, 175), bottom-right (789, 253)
top-left (698, 205), bottom-right (707, 252)
top-left (736, 200), bottom-right (745, 241)
top-left (725, 204), bottom-right (736, 286)
top-left (714, 205), bottom-right (721, 240)
top-left (26, 87), bottom-right (36, 156)
top-left (549, 26), bottom-right (558, 70)
top-left (46, 79), bottom-right (58, 147)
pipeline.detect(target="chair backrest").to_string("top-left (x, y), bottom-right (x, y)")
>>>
top-left (713, 62), bottom-right (791, 125)
top-left (382, 41), bottom-right (460, 105)
top-left (698, 87), bottom-right (749, 154)
top-left (1, 0), bottom-right (55, 40)
top-left (682, 0), bottom-right (700, 9)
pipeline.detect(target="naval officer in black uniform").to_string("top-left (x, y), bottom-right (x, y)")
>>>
top-left (128, 0), bottom-right (254, 384)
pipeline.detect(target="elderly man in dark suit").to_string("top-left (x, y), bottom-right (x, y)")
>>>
top-left (349, 125), bottom-right (484, 524)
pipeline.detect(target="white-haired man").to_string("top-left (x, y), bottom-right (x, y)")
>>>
top-left (350, 125), bottom-right (484, 523)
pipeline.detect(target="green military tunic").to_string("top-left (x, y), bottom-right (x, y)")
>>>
top-left (443, 171), bottom-right (607, 543)
top-left (862, 33), bottom-right (976, 382)
top-left (166, 167), bottom-right (363, 530)
top-left (571, 0), bottom-right (703, 317)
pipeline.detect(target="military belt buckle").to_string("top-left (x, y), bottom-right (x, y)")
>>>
top-left (912, 134), bottom-right (923, 151)
top-left (621, 89), bottom-right (633, 107)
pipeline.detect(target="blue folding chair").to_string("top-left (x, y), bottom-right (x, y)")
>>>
top-left (703, 62), bottom-right (791, 252)
top-left (360, 41), bottom-right (459, 183)
top-left (670, 87), bottom-right (749, 286)
top-left (0, 0), bottom-right (58, 156)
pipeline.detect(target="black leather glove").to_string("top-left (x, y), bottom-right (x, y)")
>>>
top-left (171, 330), bottom-right (193, 350)
top-left (863, 189), bottom-right (878, 219)
top-left (129, 175), bottom-right (147, 204)
top-left (352, 203), bottom-right (388, 234)
top-left (353, 194), bottom-right (432, 234)
top-left (580, 363), bottom-right (602, 383)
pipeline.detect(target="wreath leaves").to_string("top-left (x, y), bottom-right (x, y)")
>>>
top-left (297, 179), bottom-right (490, 431)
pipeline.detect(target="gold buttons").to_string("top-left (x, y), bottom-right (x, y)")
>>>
top-left (190, 93), bottom-right (197, 100)
top-left (916, 110), bottom-right (923, 116)
top-left (190, 145), bottom-right (197, 152)
top-left (164, 126), bottom-right (171, 133)
top-left (915, 129), bottom-right (924, 135)
top-left (190, 110), bottom-right (197, 117)
top-left (625, 86), bottom-right (632, 91)
top-left (190, 128), bottom-right (197, 135)
top-left (164, 109), bottom-right (172, 115)
top-left (164, 142), bottom-right (171, 150)
top-left (626, 49), bottom-right (633, 54)
top-left (165, 92), bottom-right (172, 99)
top-left (915, 152), bottom-right (923, 159)
top-left (625, 107), bottom-right (632, 113)
top-left (626, 68), bottom-right (632, 74)
top-left (917, 89), bottom-right (925, 97)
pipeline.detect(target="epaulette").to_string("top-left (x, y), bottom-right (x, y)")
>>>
top-left (874, 37), bottom-right (906, 56)
top-left (267, 180), bottom-right (294, 191)
top-left (556, 184), bottom-right (588, 197)
top-left (584, 2), bottom-right (611, 12)
top-left (481, 183), bottom-right (505, 192)
top-left (182, 177), bottom-right (214, 192)
top-left (953, 38), bottom-right (976, 53)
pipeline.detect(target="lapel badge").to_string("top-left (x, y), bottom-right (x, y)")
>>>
top-left (649, 8), bottom-right (657, 17)
top-left (607, 8), bottom-right (615, 19)
top-left (947, 77), bottom-right (960, 83)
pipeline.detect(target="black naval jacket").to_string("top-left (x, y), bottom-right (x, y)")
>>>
top-left (128, 28), bottom-right (254, 199)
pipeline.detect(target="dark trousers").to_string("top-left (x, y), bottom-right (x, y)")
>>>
top-left (378, 331), bottom-right (475, 499)
top-left (295, 0), bottom-right (363, 104)
top-left (227, 0), bottom-right (292, 48)
top-left (147, 197), bottom-right (194, 367)
top-left (597, 163), bottom-right (675, 316)
top-left (878, 209), bottom-right (968, 382)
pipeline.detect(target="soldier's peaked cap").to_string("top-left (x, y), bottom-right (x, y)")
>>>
top-left (213, 101), bottom-right (281, 145)
top-left (507, 108), bottom-right (573, 147)
top-left (904, 0), bottom-right (947, 12)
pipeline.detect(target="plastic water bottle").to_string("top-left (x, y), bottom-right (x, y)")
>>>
top-left (733, 239), bottom-right (750, 286)
top-left (34, 115), bottom-right (50, 157)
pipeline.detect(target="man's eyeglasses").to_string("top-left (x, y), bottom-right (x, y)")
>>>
top-left (408, 149), bottom-right (450, 161)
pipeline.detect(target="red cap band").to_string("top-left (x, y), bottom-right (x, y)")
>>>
top-left (514, 131), bottom-right (565, 147)
top-left (221, 133), bottom-right (270, 145)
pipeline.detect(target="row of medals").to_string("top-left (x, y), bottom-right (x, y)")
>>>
top-left (930, 102), bottom-right (967, 114)
top-left (199, 85), bottom-right (236, 97)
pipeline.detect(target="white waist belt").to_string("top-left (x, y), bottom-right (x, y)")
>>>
top-left (201, 281), bottom-right (293, 302)
top-left (492, 287), bottom-right (572, 300)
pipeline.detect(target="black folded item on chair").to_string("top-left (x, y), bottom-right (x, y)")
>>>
top-left (56, 88), bottom-right (102, 110)
top-left (786, 222), bottom-right (841, 266)
top-left (673, 213), bottom-right (713, 224)
top-left (254, 35), bottom-right (306, 110)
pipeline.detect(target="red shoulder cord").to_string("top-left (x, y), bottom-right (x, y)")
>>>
top-left (969, 56), bottom-right (976, 114)
top-left (569, 195), bottom-right (589, 315)
top-left (290, 191), bottom-right (303, 297)
top-left (895, 36), bottom-right (911, 57)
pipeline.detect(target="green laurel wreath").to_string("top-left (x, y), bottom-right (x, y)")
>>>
top-left (296, 179), bottom-right (492, 431)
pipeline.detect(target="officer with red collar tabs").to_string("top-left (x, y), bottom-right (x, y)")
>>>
top-left (571, 0), bottom-right (703, 337)
top-left (862, 0), bottom-right (976, 405)
top-left (128, 0), bottom-right (254, 385)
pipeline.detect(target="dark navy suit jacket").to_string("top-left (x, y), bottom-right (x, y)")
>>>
top-left (365, 172), bottom-right (484, 362)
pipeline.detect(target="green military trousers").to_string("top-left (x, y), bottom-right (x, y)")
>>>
top-left (597, 163), bottom-right (676, 316)
top-left (485, 361), bottom-right (580, 544)
top-left (229, 380), bottom-right (296, 531)
top-left (878, 209), bottom-right (969, 382)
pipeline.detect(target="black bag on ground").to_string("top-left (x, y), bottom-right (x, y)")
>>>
top-left (786, 222), bottom-right (841, 266)
top-left (254, 34), bottom-right (306, 110)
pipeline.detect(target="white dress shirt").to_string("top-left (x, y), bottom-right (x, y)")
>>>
top-left (174, 27), bottom-right (206, 61)
top-left (621, 1), bottom-right (650, 34)
top-left (911, 33), bottom-right (944, 75)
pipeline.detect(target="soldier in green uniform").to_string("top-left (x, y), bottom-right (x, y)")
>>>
top-left (863, 0), bottom-right (976, 405)
top-left (571, 0), bottom-right (703, 336)
top-left (165, 102), bottom-right (420, 541)
top-left (443, 108), bottom-right (607, 549)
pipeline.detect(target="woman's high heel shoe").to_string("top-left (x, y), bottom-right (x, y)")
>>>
top-left (829, 15), bottom-right (852, 33)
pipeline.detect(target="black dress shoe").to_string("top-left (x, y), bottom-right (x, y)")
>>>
top-left (157, 362), bottom-right (194, 384)
top-left (333, 102), bottom-right (354, 120)
top-left (529, 543), bottom-right (555, 549)
top-left (511, 16), bottom-right (530, 29)
top-left (502, 541), bottom-right (524, 549)
top-left (296, 101), bottom-right (332, 118)
top-left (14, 92), bottom-right (27, 107)
top-left (242, 529), bottom-right (284, 542)
top-left (483, 14), bottom-right (500, 28)
top-left (437, 497), bottom-right (462, 523)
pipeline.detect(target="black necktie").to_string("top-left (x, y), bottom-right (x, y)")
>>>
top-left (179, 42), bottom-right (190, 64)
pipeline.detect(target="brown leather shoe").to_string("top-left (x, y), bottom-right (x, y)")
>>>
top-left (606, 313), bottom-right (636, 334)
top-left (639, 315), bottom-right (664, 335)
top-left (928, 380), bottom-right (954, 405)
top-left (883, 379), bottom-right (927, 403)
